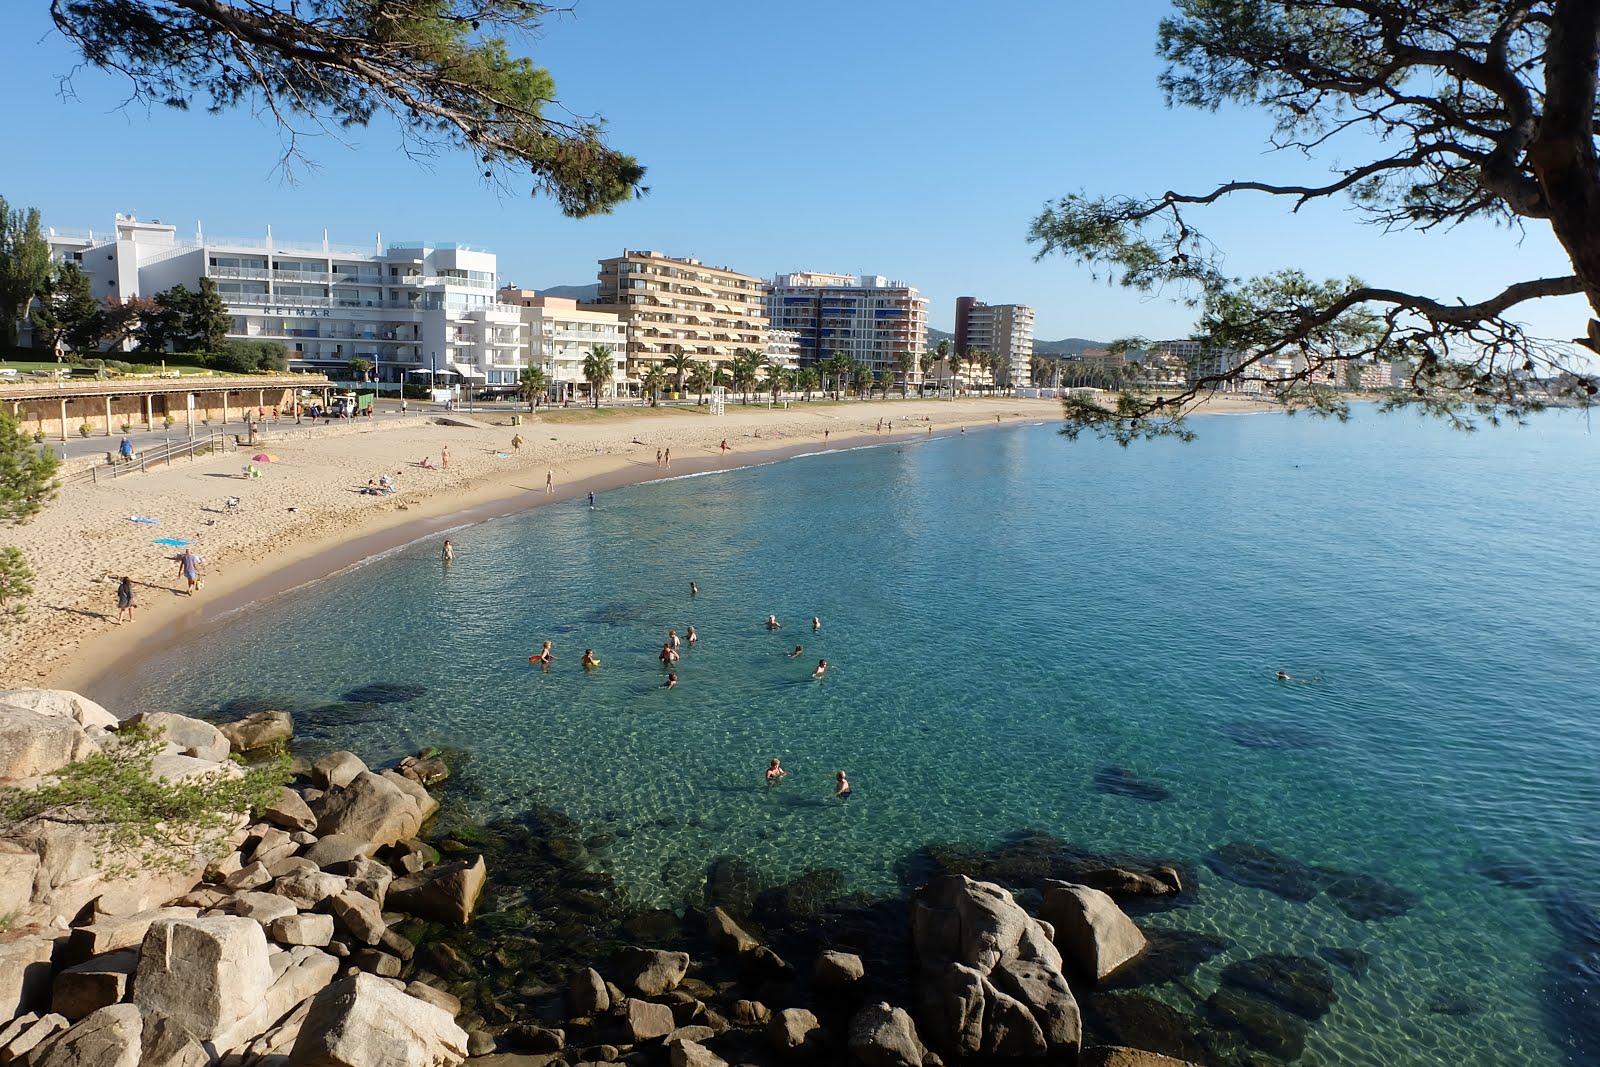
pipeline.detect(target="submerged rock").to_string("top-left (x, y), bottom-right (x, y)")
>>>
top-left (1542, 889), bottom-right (1600, 1065)
top-left (1102, 928), bottom-right (1233, 990)
top-left (1221, 720), bottom-right (1332, 752)
top-left (1317, 945), bottom-right (1371, 978)
top-left (706, 855), bottom-right (766, 918)
top-left (1319, 870), bottom-right (1416, 921)
top-left (1205, 987), bottom-right (1309, 1061)
top-left (1218, 954), bottom-right (1335, 1020)
top-left (340, 681), bottom-right (427, 704)
top-left (1080, 992), bottom-right (1209, 1064)
top-left (1469, 854), bottom-right (1545, 890)
top-left (1093, 767), bottom-right (1171, 802)
top-left (1203, 842), bottom-right (1322, 903)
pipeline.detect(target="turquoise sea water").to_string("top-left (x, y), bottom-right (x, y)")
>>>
top-left (110, 408), bottom-right (1600, 1065)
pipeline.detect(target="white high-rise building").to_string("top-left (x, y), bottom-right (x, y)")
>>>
top-left (955, 297), bottom-right (1034, 387)
top-left (765, 272), bottom-right (928, 381)
top-left (43, 215), bottom-right (528, 386)
top-left (497, 288), bottom-right (627, 403)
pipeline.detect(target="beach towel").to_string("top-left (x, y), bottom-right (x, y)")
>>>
top-left (151, 537), bottom-right (191, 547)
top-left (128, 516), bottom-right (159, 524)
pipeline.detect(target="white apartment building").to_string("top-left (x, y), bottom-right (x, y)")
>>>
top-left (766, 328), bottom-right (801, 370)
top-left (954, 298), bottom-right (1034, 387)
top-left (44, 214), bottom-right (526, 386)
top-left (765, 272), bottom-right (928, 381)
top-left (497, 288), bottom-right (627, 402)
top-left (1154, 339), bottom-right (1245, 390)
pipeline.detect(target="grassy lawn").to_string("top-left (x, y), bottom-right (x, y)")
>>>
top-left (0, 357), bottom-right (213, 376)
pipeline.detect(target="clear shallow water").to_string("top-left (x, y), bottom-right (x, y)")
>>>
top-left (113, 408), bottom-right (1600, 1065)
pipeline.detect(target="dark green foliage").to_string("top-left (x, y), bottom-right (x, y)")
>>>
top-left (582, 344), bottom-right (613, 408)
top-left (31, 261), bottom-right (102, 357)
top-left (138, 279), bottom-right (233, 355)
top-left (0, 198), bottom-right (49, 350)
top-left (204, 340), bottom-right (290, 374)
top-left (1029, 0), bottom-right (1600, 440)
top-left (0, 546), bottom-right (32, 625)
top-left (0, 407), bottom-right (59, 524)
top-left (50, 0), bottom-right (646, 218)
top-left (0, 724), bottom-right (291, 875)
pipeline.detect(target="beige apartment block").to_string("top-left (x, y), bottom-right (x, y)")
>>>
top-left (590, 250), bottom-right (768, 381)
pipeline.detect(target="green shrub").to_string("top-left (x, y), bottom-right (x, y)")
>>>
top-left (77, 423), bottom-right (92, 437)
top-left (0, 724), bottom-right (291, 875)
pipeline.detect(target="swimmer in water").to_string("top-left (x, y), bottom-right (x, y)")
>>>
top-left (663, 673), bottom-right (677, 689)
top-left (835, 770), bottom-right (851, 799)
top-left (686, 625), bottom-right (697, 645)
top-left (667, 629), bottom-right (681, 650)
top-left (690, 580), bottom-right (699, 596)
top-left (1276, 671), bottom-right (1291, 681)
top-left (766, 758), bottom-right (787, 783)
top-left (659, 644), bottom-right (680, 667)
top-left (766, 614), bottom-right (781, 630)
top-left (813, 658), bottom-right (828, 679)
top-left (588, 491), bottom-right (596, 509)
top-left (812, 616), bottom-right (821, 632)
top-left (788, 644), bottom-right (804, 658)
top-left (582, 649), bottom-right (600, 669)
top-left (442, 539), bottom-right (454, 562)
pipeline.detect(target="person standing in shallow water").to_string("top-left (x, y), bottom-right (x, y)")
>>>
top-left (835, 771), bottom-right (851, 799)
top-left (766, 758), bottom-right (787, 783)
top-left (442, 540), bottom-right (454, 563)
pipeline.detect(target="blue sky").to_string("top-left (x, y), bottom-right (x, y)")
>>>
top-left (0, 1), bottom-right (1585, 343)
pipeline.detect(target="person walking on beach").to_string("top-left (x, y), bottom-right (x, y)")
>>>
top-left (766, 758), bottom-right (787, 783)
top-left (115, 576), bottom-right (136, 623)
top-left (441, 446), bottom-right (450, 470)
top-left (442, 540), bottom-right (455, 563)
top-left (118, 436), bottom-right (133, 463)
top-left (656, 448), bottom-right (662, 467)
top-left (401, 399), bottom-right (408, 416)
top-left (664, 448), bottom-right (671, 468)
top-left (813, 659), bottom-right (828, 679)
top-left (835, 770), bottom-right (851, 799)
top-left (175, 549), bottom-right (203, 595)
top-left (546, 470), bottom-right (554, 494)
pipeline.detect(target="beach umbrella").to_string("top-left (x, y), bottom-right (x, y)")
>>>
top-left (253, 454), bottom-right (280, 463)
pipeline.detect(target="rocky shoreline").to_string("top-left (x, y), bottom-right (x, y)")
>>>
top-left (2, 689), bottom-right (1589, 1066)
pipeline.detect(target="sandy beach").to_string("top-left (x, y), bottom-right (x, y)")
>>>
top-left (4, 392), bottom-right (1266, 695)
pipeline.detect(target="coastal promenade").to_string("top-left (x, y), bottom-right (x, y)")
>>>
top-left (13, 394), bottom-right (1237, 693)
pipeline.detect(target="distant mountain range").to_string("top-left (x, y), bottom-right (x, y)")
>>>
top-left (536, 289), bottom-right (1108, 356)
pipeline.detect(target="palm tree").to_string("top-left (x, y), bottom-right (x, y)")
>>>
top-left (687, 361), bottom-right (711, 404)
top-left (933, 339), bottom-right (953, 396)
top-left (582, 344), bottom-right (614, 409)
top-left (797, 366), bottom-right (819, 401)
top-left (730, 349), bottom-right (760, 404)
top-left (666, 349), bottom-right (694, 396)
top-left (875, 368), bottom-right (895, 398)
top-left (641, 365), bottom-right (669, 405)
top-left (765, 365), bottom-right (792, 403)
top-left (919, 352), bottom-right (936, 396)
top-left (852, 361), bottom-right (873, 397)
top-left (517, 365), bottom-right (546, 408)
top-left (826, 352), bottom-right (851, 397)
top-left (895, 351), bottom-right (915, 398)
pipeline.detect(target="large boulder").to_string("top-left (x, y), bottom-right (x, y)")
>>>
top-left (272, 869), bottom-right (348, 910)
top-left (310, 751), bottom-right (367, 791)
top-left (616, 947), bottom-right (691, 996)
top-left (912, 875), bottom-right (1081, 1061)
top-left (260, 787), bottom-right (319, 833)
top-left (329, 891), bottom-right (387, 945)
top-left (670, 1036), bottom-right (730, 1067)
top-left (815, 950), bottom-right (865, 995)
top-left (707, 906), bottom-right (759, 956)
top-left (264, 946), bottom-right (341, 1025)
top-left (52, 950), bottom-right (137, 1021)
top-left (1082, 1047), bottom-right (1204, 1067)
top-left (767, 1007), bottom-right (825, 1062)
top-left (138, 1013), bottom-right (209, 1067)
top-left (0, 931), bottom-right (60, 1020)
top-left (568, 966), bottom-right (609, 1017)
top-left (1040, 881), bottom-right (1148, 982)
top-left (124, 712), bottom-right (231, 762)
top-left (848, 1002), bottom-right (928, 1067)
top-left (287, 972), bottom-right (468, 1066)
top-left (387, 855), bottom-right (486, 924)
top-left (218, 710), bottom-right (294, 753)
top-left (31, 1003), bottom-right (143, 1067)
top-left (315, 772), bottom-right (425, 847)
top-left (0, 703), bottom-right (97, 781)
top-left (0, 842), bottom-right (40, 921)
top-left (0, 690), bottom-right (119, 735)
top-left (625, 998), bottom-right (676, 1043)
top-left (133, 916), bottom-right (274, 1050)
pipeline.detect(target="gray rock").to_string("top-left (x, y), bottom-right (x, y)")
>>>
top-left (731, 999), bottom-right (770, 1027)
top-left (767, 1007), bottom-right (824, 1062)
top-left (815, 950), bottom-right (865, 994)
top-left (0, 931), bottom-right (58, 1020)
top-left (329, 891), bottom-right (387, 945)
top-left (387, 855), bottom-right (486, 925)
top-left (31, 1003), bottom-right (142, 1067)
top-left (337, 856), bottom-right (393, 907)
top-left (0, 703), bottom-right (97, 780)
top-left (301, 833), bottom-right (377, 870)
top-left (137, 1012), bottom-right (209, 1067)
top-left (70, 906), bottom-right (201, 957)
top-left (380, 770), bottom-right (440, 823)
top-left (51, 950), bottom-right (137, 1021)
top-left (311, 751), bottom-right (367, 791)
top-left (286, 972), bottom-right (468, 1066)
top-left (133, 916), bottom-right (274, 1048)
top-left (0, 841), bottom-right (40, 919)
top-left (269, 855), bottom-right (319, 880)
top-left (669, 1037), bottom-right (729, 1067)
top-left (151, 752), bottom-right (246, 785)
top-left (2, 1012), bottom-right (67, 1061)
top-left (0, 690), bottom-right (118, 734)
top-left (848, 1001), bottom-right (927, 1067)
top-left (1081, 1047), bottom-right (1204, 1067)
top-left (232, 891), bottom-right (298, 925)
top-left (379, 928), bottom-right (416, 961)
top-left (223, 860), bottom-right (273, 892)
top-left (269, 913), bottom-right (335, 947)
top-left (405, 981), bottom-right (461, 1017)
top-left (246, 826), bottom-right (294, 865)
top-left (260, 787), bottom-right (319, 833)
top-left (264, 946), bottom-right (341, 1028)
top-left (706, 906), bottom-right (758, 956)
top-left (125, 712), bottom-right (230, 762)
top-left (1040, 881), bottom-right (1148, 982)
top-left (315, 772), bottom-right (424, 847)
top-left (272, 869), bottom-right (348, 910)
top-left (352, 947), bottom-right (404, 977)
top-left (616, 947), bottom-right (691, 996)
top-left (218, 710), bottom-right (293, 753)
top-left (624, 998), bottom-right (675, 1042)
top-left (568, 966), bottom-right (609, 1017)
